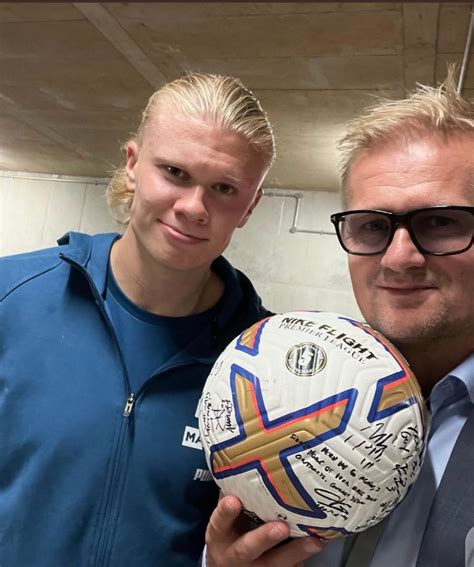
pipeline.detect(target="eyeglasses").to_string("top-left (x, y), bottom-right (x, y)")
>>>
top-left (330, 206), bottom-right (474, 256)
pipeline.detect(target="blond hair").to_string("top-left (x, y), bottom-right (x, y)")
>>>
top-left (107, 72), bottom-right (275, 224)
top-left (339, 67), bottom-right (474, 198)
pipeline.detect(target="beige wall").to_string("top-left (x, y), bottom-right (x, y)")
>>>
top-left (0, 171), bottom-right (361, 319)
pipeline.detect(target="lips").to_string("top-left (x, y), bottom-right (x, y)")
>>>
top-left (376, 283), bottom-right (437, 301)
top-left (159, 220), bottom-right (208, 243)
top-left (380, 285), bottom-right (434, 291)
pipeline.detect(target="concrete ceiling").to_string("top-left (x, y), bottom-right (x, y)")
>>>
top-left (0, 2), bottom-right (473, 192)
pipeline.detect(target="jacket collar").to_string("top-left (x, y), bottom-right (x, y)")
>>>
top-left (58, 231), bottom-right (120, 297)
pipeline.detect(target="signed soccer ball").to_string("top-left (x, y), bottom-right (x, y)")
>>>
top-left (198, 311), bottom-right (427, 539)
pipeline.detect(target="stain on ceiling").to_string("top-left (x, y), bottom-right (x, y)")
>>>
top-left (0, 2), bottom-right (472, 191)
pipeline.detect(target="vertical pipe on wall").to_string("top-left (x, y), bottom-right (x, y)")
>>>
top-left (457, 7), bottom-right (474, 94)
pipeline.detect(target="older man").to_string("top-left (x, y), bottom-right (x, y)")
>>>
top-left (321, 71), bottom-right (473, 566)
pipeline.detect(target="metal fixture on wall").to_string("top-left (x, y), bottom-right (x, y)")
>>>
top-left (457, 6), bottom-right (474, 94)
top-left (0, 172), bottom-right (107, 186)
top-left (262, 190), bottom-right (336, 236)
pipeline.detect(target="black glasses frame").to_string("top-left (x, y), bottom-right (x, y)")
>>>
top-left (330, 205), bottom-right (474, 256)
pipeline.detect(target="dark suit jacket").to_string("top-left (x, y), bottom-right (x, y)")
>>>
top-left (342, 407), bottom-right (474, 567)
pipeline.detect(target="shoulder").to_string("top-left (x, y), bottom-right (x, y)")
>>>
top-left (0, 232), bottom-right (118, 301)
top-left (212, 256), bottom-right (265, 310)
top-left (0, 245), bottom-right (64, 301)
top-left (212, 256), bottom-right (271, 337)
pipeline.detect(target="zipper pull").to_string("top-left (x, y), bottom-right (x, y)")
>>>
top-left (123, 393), bottom-right (135, 417)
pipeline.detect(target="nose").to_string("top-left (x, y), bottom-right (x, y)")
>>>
top-left (380, 227), bottom-right (426, 272)
top-left (174, 186), bottom-right (209, 225)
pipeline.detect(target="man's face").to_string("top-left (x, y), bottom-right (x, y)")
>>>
top-left (346, 134), bottom-right (474, 349)
top-left (124, 105), bottom-right (268, 272)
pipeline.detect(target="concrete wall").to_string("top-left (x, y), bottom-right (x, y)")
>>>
top-left (0, 171), bottom-right (361, 319)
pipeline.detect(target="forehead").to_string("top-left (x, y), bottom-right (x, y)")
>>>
top-left (140, 103), bottom-right (266, 167)
top-left (346, 134), bottom-right (474, 210)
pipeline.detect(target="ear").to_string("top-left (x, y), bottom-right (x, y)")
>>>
top-left (237, 189), bottom-right (263, 228)
top-left (125, 141), bottom-right (139, 192)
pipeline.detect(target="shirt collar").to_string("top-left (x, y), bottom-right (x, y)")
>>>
top-left (446, 352), bottom-right (474, 404)
top-left (429, 353), bottom-right (474, 416)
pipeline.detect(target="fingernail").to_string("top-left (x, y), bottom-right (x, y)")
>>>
top-left (269, 525), bottom-right (286, 541)
top-left (224, 501), bottom-right (237, 513)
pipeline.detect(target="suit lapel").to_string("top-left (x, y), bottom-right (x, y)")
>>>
top-left (417, 407), bottom-right (474, 567)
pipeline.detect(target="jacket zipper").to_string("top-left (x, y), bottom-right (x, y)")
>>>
top-left (60, 253), bottom-right (218, 564)
top-left (123, 394), bottom-right (135, 417)
top-left (60, 254), bottom-right (133, 567)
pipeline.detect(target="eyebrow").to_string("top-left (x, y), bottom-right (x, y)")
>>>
top-left (220, 174), bottom-right (243, 186)
top-left (154, 155), bottom-right (244, 186)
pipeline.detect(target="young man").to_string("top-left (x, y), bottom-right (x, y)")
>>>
top-left (206, 72), bottom-right (473, 567)
top-left (0, 73), bottom-right (275, 566)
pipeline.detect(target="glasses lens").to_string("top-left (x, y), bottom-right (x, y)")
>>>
top-left (412, 209), bottom-right (474, 254)
top-left (340, 212), bottom-right (391, 254)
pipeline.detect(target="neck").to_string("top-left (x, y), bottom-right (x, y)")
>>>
top-left (395, 337), bottom-right (472, 398)
top-left (110, 233), bottom-right (223, 317)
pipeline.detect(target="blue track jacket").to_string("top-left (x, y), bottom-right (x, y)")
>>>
top-left (0, 232), bottom-right (269, 567)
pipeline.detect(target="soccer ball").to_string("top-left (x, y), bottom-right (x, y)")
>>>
top-left (198, 311), bottom-right (427, 539)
